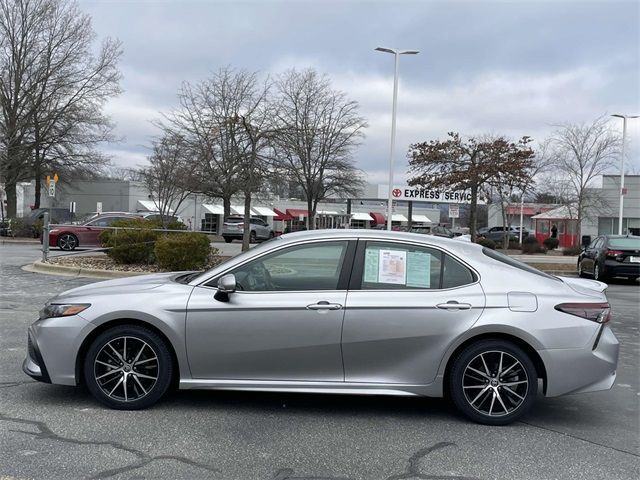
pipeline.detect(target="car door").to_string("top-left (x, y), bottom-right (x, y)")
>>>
top-left (342, 240), bottom-right (485, 385)
top-left (582, 237), bottom-right (602, 273)
top-left (185, 239), bottom-right (356, 381)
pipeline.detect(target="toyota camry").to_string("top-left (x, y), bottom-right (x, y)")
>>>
top-left (24, 230), bottom-right (619, 425)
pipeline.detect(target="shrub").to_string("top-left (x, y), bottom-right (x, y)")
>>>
top-left (155, 232), bottom-right (212, 271)
top-left (507, 240), bottom-right (520, 250)
top-left (476, 238), bottom-right (496, 250)
top-left (521, 236), bottom-right (546, 254)
top-left (563, 245), bottom-right (582, 256)
top-left (99, 219), bottom-right (159, 264)
top-left (543, 237), bottom-right (560, 250)
top-left (7, 218), bottom-right (29, 237)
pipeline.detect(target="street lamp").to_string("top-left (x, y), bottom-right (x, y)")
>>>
top-left (376, 47), bottom-right (419, 230)
top-left (611, 114), bottom-right (639, 235)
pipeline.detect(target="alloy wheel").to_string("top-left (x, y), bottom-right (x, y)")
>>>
top-left (58, 234), bottom-right (77, 251)
top-left (93, 336), bottom-right (159, 402)
top-left (594, 263), bottom-right (600, 280)
top-left (461, 350), bottom-right (529, 417)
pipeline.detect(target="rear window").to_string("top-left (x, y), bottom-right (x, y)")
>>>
top-left (482, 248), bottom-right (559, 281)
top-left (225, 217), bottom-right (244, 223)
top-left (608, 237), bottom-right (640, 249)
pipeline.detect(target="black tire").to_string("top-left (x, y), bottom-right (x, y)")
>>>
top-left (57, 233), bottom-right (78, 251)
top-left (268, 231), bottom-right (274, 239)
top-left (83, 325), bottom-right (173, 410)
top-left (250, 231), bottom-right (257, 243)
top-left (448, 339), bottom-right (537, 425)
top-left (594, 262), bottom-right (607, 282)
top-left (224, 236), bottom-right (233, 243)
top-left (578, 260), bottom-right (587, 278)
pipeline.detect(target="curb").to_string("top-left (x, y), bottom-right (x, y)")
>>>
top-left (1, 238), bottom-right (41, 245)
top-left (24, 260), bottom-right (147, 279)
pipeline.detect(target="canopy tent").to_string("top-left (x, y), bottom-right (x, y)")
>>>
top-left (391, 214), bottom-right (408, 222)
top-left (411, 214), bottom-right (433, 223)
top-left (230, 205), bottom-right (249, 215)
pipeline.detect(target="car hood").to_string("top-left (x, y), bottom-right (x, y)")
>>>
top-left (558, 276), bottom-right (608, 297)
top-left (51, 272), bottom-right (181, 303)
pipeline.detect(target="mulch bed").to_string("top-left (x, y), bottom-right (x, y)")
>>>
top-left (47, 255), bottom-right (230, 273)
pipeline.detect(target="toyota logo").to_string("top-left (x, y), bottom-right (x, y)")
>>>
top-left (392, 188), bottom-right (402, 198)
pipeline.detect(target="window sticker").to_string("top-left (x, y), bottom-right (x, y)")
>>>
top-left (407, 251), bottom-right (431, 288)
top-left (378, 249), bottom-right (406, 285)
top-left (364, 248), bottom-right (380, 283)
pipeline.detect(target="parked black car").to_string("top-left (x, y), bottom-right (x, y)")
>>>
top-left (578, 234), bottom-right (640, 281)
top-left (480, 226), bottom-right (529, 247)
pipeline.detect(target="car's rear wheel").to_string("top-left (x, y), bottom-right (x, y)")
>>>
top-left (250, 231), bottom-right (257, 243)
top-left (84, 325), bottom-right (173, 410)
top-left (57, 233), bottom-right (78, 251)
top-left (594, 262), bottom-right (607, 281)
top-left (448, 339), bottom-right (537, 425)
top-left (224, 236), bottom-right (233, 243)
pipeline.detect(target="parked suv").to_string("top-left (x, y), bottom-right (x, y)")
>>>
top-left (222, 216), bottom-right (274, 243)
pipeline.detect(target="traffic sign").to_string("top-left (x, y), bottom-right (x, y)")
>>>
top-left (449, 204), bottom-right (459, 219)
top-left (48, 182), bottom-right (56, 197)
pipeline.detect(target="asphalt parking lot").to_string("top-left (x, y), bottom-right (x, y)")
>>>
top-left (1, 243), bottom-right (638, 479)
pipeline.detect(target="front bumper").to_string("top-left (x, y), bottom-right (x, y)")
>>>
top-left (539, 324), bottom-right (619, 397)
top-left (23, 315), bottom-right (96, 386)
top-left (23, 330), bottom-right (51, 383)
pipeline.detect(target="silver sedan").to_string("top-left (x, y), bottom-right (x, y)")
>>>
top-left (24, 230), bottom-right (619, 425)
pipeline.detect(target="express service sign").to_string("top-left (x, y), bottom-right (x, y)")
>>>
top-left (378, 185), bottom-right (487, 205)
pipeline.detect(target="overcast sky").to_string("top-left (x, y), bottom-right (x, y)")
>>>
top-left (80, 0), bottom-right (640, 184)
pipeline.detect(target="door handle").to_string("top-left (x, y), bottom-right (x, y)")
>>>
top-left (436, 301), bottom-right (472, 311)
top-left (307, 301), bottom-right (342, 311)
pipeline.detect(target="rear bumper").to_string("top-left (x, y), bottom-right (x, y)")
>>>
top-left (604, 260), bottom-right (640, 277)
top-left (539, 325), bottom-right (619, 397)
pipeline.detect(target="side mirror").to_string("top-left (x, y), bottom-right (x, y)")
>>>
top-left (214, 274), bottom-right (236, 302)
top-left (218, 274), bottom-right (237, 293)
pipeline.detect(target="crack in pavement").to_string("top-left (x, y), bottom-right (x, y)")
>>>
top-left (518, 420), bottom-right (640, 458)
top-left (269, 443), bottom-right (480, 480)
top-left (0, 412), bottom-right (220, 479)
top-left (385, 442), bottom-right (480, 480)
top-left (0, 381), bottom-right (36, 389)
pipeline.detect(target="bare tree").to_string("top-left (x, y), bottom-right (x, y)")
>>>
top-left (547, 116), bottom-right (620, 244)
top-left (0, 0), bottom-right (121, 216)
top-left (408, 133), bottom-right (535, 241)
top-left (140, 133), bottom-right (195, 228)
top-left (272, 69), bottom-right (367, 229)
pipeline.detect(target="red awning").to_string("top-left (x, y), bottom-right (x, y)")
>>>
top-left (286, 208), bottom-right (309, 218)
top-left (273, 208), bottom-right (292, 221)
top-left (369, 212), bottom-right (385, 225)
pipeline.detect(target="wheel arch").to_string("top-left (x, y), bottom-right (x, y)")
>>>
top-left (442, 332), bottom-right (548, 396)
top-left (75, 318), bottom-right (180, 388)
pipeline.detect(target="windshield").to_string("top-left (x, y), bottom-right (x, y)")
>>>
top-left (608, 237), bottom-right (640, 249)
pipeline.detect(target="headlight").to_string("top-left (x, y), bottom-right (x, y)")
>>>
top-left (39, 304), bottom-right (90, 319)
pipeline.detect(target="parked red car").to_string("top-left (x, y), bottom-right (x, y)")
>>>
top-left (47, 213), bottom-right (142, 251)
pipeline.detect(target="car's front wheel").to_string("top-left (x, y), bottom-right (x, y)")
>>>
top-left (578, 260), bottom-right (587, 278)
top-left (57, 233), bottom-right (78, 251)
top-left (84, 325), bottom-right (173, 410)
top-left (448, 339), bottom-right (537, 425)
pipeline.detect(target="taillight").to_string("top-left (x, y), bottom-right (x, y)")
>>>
top-left (606, 249), bottom-right (623, 259)
top-left (555, 302), bottom-right (611, 323)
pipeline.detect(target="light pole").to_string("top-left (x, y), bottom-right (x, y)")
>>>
top-left (611, 114), bottom-right (639, 235)
top-left (376, 47), bottom-right (419, 230)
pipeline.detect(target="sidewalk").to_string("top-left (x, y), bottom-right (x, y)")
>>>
top-left (0, 237), bottom-right (40, 244)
